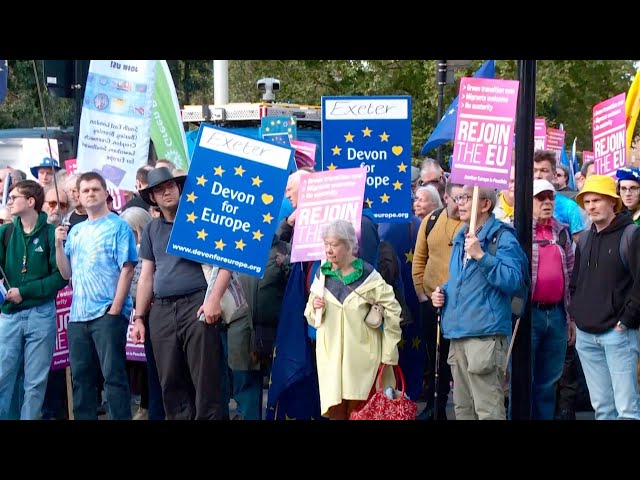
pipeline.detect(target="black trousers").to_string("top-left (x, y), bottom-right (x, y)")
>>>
top-left (149, 289), bottom-right (225, 420)
top-left (421, 300), bottom-right (451, 412)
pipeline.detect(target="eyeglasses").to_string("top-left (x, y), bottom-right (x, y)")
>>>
top-left (419, 177), bottom-right (442, 187)
top-left (534, 191), bottom-right (555, 201)
top-left (47, 200), bottom-right (69, 210)
top-left (453, 194), bottom-right (489, 206)
top-left (620, 186), bottom-right (640, 194)
top-left (6, 195), bottom-right (28, 204)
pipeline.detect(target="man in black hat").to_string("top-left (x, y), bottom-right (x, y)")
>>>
top-left (129, 167), bottom-right (228, 419)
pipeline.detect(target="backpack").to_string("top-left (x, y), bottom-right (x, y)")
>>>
top-left (533, 227), bottom-right (569, 250)
top-left (3, 222), bottom-right (13, 248)
top-left (576, 223), bottom-right (638, 273)
top-left (424, 208), bottom-right (445, 240)
top-left (486, 225), bottom-right (531, 318)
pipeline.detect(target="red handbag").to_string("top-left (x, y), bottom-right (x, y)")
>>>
top-left (349, 364), bottom-right (417, 420)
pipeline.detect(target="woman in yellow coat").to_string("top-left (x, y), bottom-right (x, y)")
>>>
top-left (304, 219), bottom-right (403, 419)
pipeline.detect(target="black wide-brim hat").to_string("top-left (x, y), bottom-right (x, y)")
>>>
top-left (139, 167), bottom-right (187, 207)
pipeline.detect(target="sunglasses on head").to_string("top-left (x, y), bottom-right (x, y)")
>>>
top-left (47, 200), bottom-right (68, 209)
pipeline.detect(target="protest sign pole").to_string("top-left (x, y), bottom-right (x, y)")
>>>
top-left (466, 186), bottom-right (480, 260)
top-left (314, 258), bottom-right (326, 328)
top-left (66, 367), bottom-right (74, 419)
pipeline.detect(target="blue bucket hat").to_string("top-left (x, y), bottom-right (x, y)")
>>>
top-left (30, 157), bottom-right (61, 178)
top-left (616, 167), bottom-right (640, 184)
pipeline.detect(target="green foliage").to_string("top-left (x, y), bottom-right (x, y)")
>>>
top-left (1, 59), bottom-right (638, 164)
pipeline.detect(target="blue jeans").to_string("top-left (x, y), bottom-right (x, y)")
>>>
top-left (0, 302), bottom-right (56, 420)
top-left (531, 305), bottom-right (567, 420)
top-left (234, 370), bottom-right (262, 420)
top-left (576, 327), bottom-right (640, 420)
top-left (68, 312), bottom-right (131, 420)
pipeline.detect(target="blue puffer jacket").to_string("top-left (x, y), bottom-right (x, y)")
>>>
top-left (441, 214), bottom-right (526, 340)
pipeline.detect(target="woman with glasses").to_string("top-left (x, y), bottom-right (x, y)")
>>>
top-left (616, 167), bottom-right (640, 225)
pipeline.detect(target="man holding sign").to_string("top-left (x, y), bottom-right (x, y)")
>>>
top-left (130, 167), bottom-right (227, 420)
top-left (431, 186), bottom-right (528, 420)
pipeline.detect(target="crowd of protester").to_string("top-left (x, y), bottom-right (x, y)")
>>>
top-left (0, 146), bottom-right (639, 421)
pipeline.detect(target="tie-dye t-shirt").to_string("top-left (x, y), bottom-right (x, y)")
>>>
top-left (64, 212), bottom-right (138, 322)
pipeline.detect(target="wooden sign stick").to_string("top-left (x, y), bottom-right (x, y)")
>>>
top-left (466, 186), bottom-right (480, 261)
top-left (314, 257), bottom-right (327, 328)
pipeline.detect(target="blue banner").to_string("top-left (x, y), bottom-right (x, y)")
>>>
top-left (167, 124), bottom-right (292, 278)
top-left (322, 96), bottom-right (412, 223)
top-left (260, 115), bottom-right (297, 140)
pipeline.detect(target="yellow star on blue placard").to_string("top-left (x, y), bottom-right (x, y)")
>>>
top-left (331, 145), bottom-right (342, 155)
top-left (397, 162), bottom-right (407, 172)
top-left (215, 239), bottom-right (226, 250)
top-left (196, 229), bottom-right (208, 240)
top-left (252, 230), bottom-right (264, 241)
top-left (380, 193), bottom-right (390, 203)
top-left (186, 212), bottom-right (197, 223)
top-left (365, 198), bottom-right (373, 208)
top-left (344, 132), bottom-right (354, 142)
top-left (362, 127), bottom-right (372, 137)
top-left (262, 212), bottom-right (273, 223)
top-left (379, 132), bottom-right (390, 142)
top-left (327, 163), bottom-right (337, 171)
top-left (405, 249), bottom-right (413, 263)
top-left (196, 175), bottom-right (208, 186)
top-left (234, 165), bottom-right (245, 176)
top-left (235, 239), bottom-right (246, 250)
top-left (412, 336), bottom-right (422, 349)
top-left (214, 165), bottom-right (225, 176)
top-left (393, 180), bottom-right (403, 190)
top-left (186, 192), bottom-right (197, 203)
top-left (252, 175), bottom-right (263, 187)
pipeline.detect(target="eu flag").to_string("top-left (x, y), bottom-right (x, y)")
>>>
top-left (0, 60), bottom-right (7, 105)
top-left (265, 262), bottom-right (322, 420)
top-left (420, 60), bottom-right (496, 156)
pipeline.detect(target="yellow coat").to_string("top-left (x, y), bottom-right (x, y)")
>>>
top-left (304, 267), bottom-right (402, 417)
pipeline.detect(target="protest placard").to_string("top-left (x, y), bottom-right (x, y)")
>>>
top-left (322, 96), bottom-right (412, 223)
top-left (167, 124), bottom-right (291, 278)
top-left (593, 92), bottom-right (626, 177)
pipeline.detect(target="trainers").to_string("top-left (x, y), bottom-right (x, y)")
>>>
top-left (133, 407), bottom-right (148, 421)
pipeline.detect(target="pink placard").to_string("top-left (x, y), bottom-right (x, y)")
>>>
top-left (583, 151), bottom-right (595, 164)
top-left (534, 118), bottom-right (547, 151)
top-left (593, 92), bottom-right (626, 177)
top-left (450, 77), bottom-right (520, 189)
top-left (51, 286), bottom-right (72, 371)
top-left (290, 168), bottom-right (366, 263)
top-left (107, 187), bottom-right (128, 213)
top-left (126, 309), bottom-right (146, 362)
top-left (64, 159), bottom-right (77, 175)
top-left (290, 139), bottom-right (317, 168)
top-left (546, 127), bottom-right (566, 162)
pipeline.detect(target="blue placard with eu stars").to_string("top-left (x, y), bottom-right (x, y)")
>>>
top-left (260, 115), bottom-right (297, 140)
top-left (322, 96), bottom-right (412, 223)
top-left (167, 123), bottom-right (292, 279)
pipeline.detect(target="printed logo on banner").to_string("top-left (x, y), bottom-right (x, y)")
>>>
top-left (449, 77), bottom-right (520, 190)
top-left (593, 92), bottom-right (626, 177)
top-left (322, 96), bottom-right (412, 223)
top-left (167, 124), bottom-right (291, 278)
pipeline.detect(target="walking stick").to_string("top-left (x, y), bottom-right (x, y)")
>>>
top-left (504, 317), bottom-right (521, 374)
top-left (433, 307), bottom-right (442, 420)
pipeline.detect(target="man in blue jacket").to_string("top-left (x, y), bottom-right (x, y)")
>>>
top-left (432, 185), bottom-right (527, 420)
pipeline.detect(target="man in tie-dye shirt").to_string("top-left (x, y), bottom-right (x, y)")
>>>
top-left (55, 172), bottom-right (138, 420)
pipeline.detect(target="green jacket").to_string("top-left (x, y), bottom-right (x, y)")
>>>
top-left (0, 212), bottom-right (67, 314)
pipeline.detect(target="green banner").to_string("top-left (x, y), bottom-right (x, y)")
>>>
top-left (150, 60), bottom-right (189, 171)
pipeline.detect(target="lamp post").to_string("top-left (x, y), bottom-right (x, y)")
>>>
top-left (436, 60), bottom-right (447, 164)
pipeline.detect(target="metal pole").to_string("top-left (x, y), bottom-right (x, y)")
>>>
top-left (213, 60), bottom-right (229, 105)
top-left (436, 60), bottom-right (447, 164)
top-left (511, 60), bottom-right (536, 420)
top-left (72, 60), bottom-right (88, 158)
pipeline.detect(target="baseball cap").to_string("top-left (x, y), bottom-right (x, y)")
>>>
top-left (533, 179), bottom-right (555, 197)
